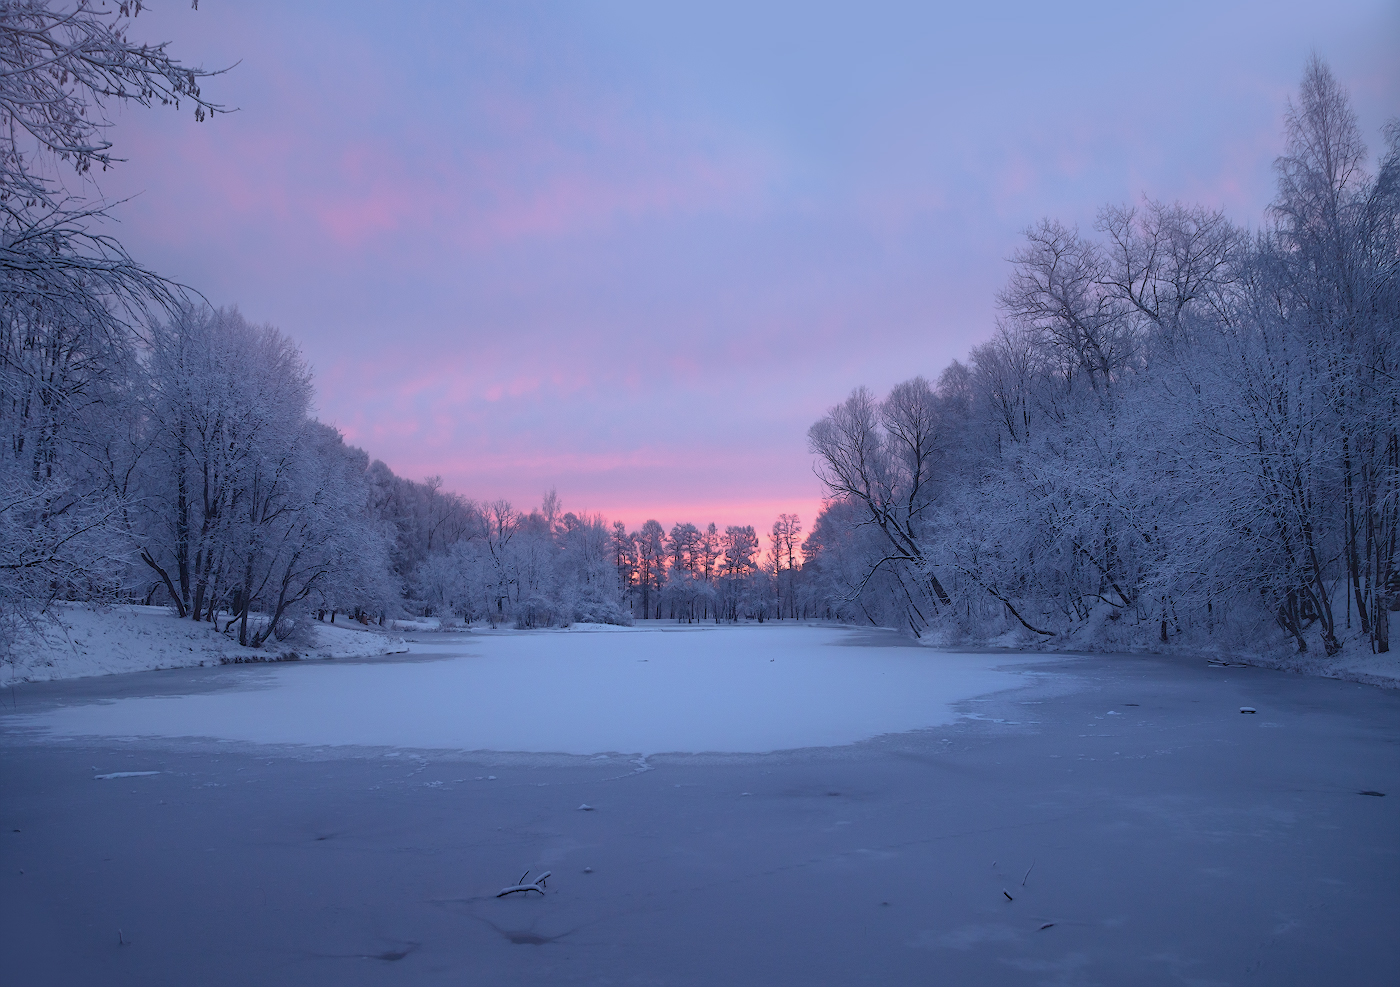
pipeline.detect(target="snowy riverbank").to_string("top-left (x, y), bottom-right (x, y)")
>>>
top-left (960, 619), bottom-right (1400, 690)
top-left (3, 603), bottom-right (408, 684)
top-left (1219, 643), bottom-right (1400, 690)
top-left (7, 606), bottom-right (1397, 692)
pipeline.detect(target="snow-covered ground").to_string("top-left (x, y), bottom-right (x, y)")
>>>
top-left (14, 624), bottom-right (1057, 754)
top-left (969, 619), bottom-right (1400, 689)
top-left (387, 616), bottom-right (442, 632)
top-left (3, 603), bottom-right (407, 684)
top-left (1231, 635), bottom-right (1400, 689)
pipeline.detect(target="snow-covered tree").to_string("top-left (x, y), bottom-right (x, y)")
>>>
top-left (804, 58), bottom-right (1398, 657)
top-left (0, 2), bottom-right (223, 644)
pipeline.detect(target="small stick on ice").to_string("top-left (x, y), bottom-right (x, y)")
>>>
top-left (1003, 890), bottom-right (1013, 901)
top-left (1022, 860), bottom-right (1035, 886)
top-left (497, 871), bottom-right (552, 897)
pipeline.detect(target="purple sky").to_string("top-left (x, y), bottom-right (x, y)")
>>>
top-left (101, 2), bottom-right (1398, 534)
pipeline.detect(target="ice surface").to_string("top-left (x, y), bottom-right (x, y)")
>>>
top-left (2, 630), bottom-right (1396, 986)
top-left (14, 624), bottom-right (1050, 754)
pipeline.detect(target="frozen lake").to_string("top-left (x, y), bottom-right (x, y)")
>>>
top-left (3, 626), bottom-right (1396, 986)
top-left (13, 624), bottom-right (1049, 754)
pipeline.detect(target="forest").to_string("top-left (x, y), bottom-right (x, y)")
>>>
top-left (0, 5), bottom-right (1394, 659)
top-left (805, 59), bottom-right (1399, 656)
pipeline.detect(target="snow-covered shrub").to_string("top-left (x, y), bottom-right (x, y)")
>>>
top-left (571, 590), bottom-right (633, 626)
top-left (273, 611), bottom-right (317, 648)
top-left (514, 594), bottom-right (565, 629)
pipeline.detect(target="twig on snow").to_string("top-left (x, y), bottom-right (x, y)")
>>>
top-left (1022, 860), bottom-right (1035, 886)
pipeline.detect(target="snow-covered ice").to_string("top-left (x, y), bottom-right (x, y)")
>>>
top-left (12, 624), bottom-right (1053, 754)
top-left (2, 625), bottom-right (1396, 986)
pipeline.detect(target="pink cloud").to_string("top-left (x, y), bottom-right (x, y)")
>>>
top-left (994, 152), bottom-right (1037, 202)
top-left (118, 75), bottom-right (776, 266)
top-left (314, 147), bottom-right (433, 245)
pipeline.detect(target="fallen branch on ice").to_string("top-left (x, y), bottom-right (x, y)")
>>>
top-left (497, 870), bottom-right (551, 897)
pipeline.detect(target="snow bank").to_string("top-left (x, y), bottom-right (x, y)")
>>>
top-left (16, 624), bottom-right (1055, 754)
top-left (3, 603), bottom-right (407, 684)
top-left (1231, 643), bottom-right (1400, 689)
top-left (942, 622), bottom-right (1400, 689)
top-left (388, 616), bottom-right (441, 632)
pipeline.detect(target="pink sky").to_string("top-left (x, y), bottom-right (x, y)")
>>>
top-left (98, 1), bottom-right (1399, 533)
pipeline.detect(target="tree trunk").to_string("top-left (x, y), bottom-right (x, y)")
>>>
top-left (175, 428), bottom-right (191, 612)
top-left (238, 563), bottom-right (254, 647)
top-left (1303, 522), bottom-right (1340, 655)
top-left (1343, 441), bottom-right (1369, 634)
top-left (140, 550), bottom-right (186, 617)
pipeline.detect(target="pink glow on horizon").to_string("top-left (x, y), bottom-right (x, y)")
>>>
top-left (599, 497), bottom-right (829, 539)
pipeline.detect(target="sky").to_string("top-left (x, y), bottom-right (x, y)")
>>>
top-left (96, 1), bottom-right (1399, 534)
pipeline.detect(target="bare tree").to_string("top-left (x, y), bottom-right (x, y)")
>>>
top-left (1096, 200), bottom-right (1244, 347)
top-left (1, 1), bottom-right (227, 329)
top-left (808, 379), bottom-right (956, 635)
top-left (998, 221), bottom-right (1134, 395)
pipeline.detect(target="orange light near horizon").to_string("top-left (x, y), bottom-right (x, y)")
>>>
top-left (597, 497), bottom-right (829, 536)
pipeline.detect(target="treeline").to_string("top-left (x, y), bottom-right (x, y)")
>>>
top-left (407, 500), bottom-right (811, 627)
top-left (803, 60), bottom-right (1399, 656)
